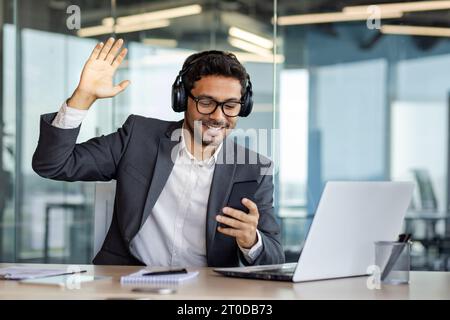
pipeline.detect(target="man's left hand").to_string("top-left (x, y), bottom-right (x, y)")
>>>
top-left (216, 198), bottom-right (259, 249)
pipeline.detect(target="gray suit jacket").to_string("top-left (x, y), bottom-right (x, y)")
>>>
top-left (32, 113), bottom-right (285, 267)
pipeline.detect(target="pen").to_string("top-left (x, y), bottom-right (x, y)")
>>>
top-left (142, 268), bottom-right (188, 276)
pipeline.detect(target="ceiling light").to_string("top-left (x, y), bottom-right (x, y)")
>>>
top-left (228, 37), bottom-right (273, 57)
top-left (77, 25), bottom-right (113, 37)
top-left (229, 27), bottom-right (273, 50)
top-left (78, 4), bottom-right (201, 37)
top-left (115, 20), bottom-right (170, 34)
top-left (344, 1), bottom-right (450, 14)
top-left (104, 4), bottom-right (202, 27)
top-left (381, 24), bottom-right (450, 37)
top-left (77, 20), bottom-right (170, 37)
top-left (142, 38), bottom-right (178, 47)
top-left (277, 11), bottom-right (403, 26)
top-left (232, 51), bottom-right (285, 64)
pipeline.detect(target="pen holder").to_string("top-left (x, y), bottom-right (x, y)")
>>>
top-left (375, 241), bottom-right (411, 285)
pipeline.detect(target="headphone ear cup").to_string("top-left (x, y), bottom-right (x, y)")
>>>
top-left (171, 76), bottom-right (187, 113)
top-left (239, 84), bottom-right (253, 117)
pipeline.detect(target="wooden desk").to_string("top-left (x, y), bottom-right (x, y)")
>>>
top-left (0, 264), bottom-right (449, 300)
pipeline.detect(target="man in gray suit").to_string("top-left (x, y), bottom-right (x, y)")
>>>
top-left (32, 38), bottom-right (284, 267)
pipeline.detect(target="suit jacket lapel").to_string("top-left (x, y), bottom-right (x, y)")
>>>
top-left (206, 140), bottom-right (236, 264)
top-left (139, 121), bottom-right (182, 228)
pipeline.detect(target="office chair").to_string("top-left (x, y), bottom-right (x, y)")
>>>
top-left (411, 169), bottom-right (438, 211)
top-left (409, 168), bottom-right (450, 270)
top-left (93, 181), bottom-right (116, 257)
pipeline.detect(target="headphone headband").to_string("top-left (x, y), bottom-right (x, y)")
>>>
top-left (171, 51), bottom-right (253, 117)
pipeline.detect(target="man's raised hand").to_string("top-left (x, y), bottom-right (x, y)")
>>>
top-left (68, 38), bottom-right (130, 110)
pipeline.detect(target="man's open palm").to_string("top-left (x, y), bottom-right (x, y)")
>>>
top-left (78, 37), bottom-right (130, 99)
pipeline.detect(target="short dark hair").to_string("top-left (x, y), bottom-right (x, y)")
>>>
top-left (182, 50), bottom-right (248, 97)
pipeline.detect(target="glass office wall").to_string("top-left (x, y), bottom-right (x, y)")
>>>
top-left (277, 0), bottom-right (450, 269)
top-left (0, 0), bottom-right (278, 264)
top-left (2, 0), bottom-right (111, 263)
top-left (1, 0), bottom-right (449, 270)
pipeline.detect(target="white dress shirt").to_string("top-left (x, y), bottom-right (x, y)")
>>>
top-left (52, 102), bottom-right (263, 266)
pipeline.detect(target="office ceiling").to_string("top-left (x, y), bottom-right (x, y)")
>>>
top-left (11, 0), bottom-right (450, 29)
top-left (279, 0), bottom-right (450, 26)
top-left (7, 0), bottom-right (450, 52)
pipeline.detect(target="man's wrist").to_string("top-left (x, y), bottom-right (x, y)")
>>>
top-left (67, 88), bottom-right (96, 110)
top-left (240, 233), bottom-right (258, 249)
top-left (239, 230), bottom-right (263, 263)
top-left (51, 101), bottom-right (88, 129)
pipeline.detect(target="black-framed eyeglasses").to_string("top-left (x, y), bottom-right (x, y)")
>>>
top-left (188, 92), bottom-right (243, 117)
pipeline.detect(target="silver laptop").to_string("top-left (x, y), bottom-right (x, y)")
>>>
top-left (214, 181), bottom-right (414, 282)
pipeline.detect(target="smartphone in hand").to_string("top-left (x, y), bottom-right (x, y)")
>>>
top-left (220, 180), bottom-right (258, 228)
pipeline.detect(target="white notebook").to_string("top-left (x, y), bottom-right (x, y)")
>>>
top-left (0, 266), bottom-right (86, 280)
top-left (120, 269), bottom-right (199, 285)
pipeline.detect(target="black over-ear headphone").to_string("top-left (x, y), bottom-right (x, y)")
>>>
top-left (171, 51), bottom-right (253, 117)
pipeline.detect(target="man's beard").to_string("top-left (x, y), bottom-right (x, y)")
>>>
top-left (192, 119), bottom-right (230, 147)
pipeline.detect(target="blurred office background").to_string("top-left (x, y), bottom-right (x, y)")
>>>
top-left (0, 0), bottom-right (449, 270)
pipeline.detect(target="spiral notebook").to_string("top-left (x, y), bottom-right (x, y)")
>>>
top-left (120, 269), bottom-right (199, 285)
